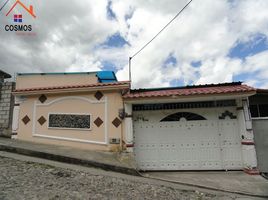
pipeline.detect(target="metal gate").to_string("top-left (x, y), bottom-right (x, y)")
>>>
top-left (133, 110), bottom-right (243, 171)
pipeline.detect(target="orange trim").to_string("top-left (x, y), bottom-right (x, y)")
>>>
top-left (6, 0), bottom-right (36, 18)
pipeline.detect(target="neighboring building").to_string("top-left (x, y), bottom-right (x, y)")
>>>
top-left (0, 70), bottom-right (15, 137)
top-left (249, 89), bottom-right (268, 175)
top-left (13, 72), bottom-right (259, 173)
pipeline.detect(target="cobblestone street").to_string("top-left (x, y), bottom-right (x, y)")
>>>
top-left (0, 156), bottom-right (256, 200)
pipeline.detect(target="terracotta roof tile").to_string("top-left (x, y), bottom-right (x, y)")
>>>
top-left (14, 81), bottom-right (130, 93)
top-left (123, 83), bottom-right (256, 99)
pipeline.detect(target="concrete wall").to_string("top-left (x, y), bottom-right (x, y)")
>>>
top-left (16, 73), bottom-right (98, 90)
top-left (15, 90), bottom-right (124, 151)
top-left (0, 82), bottom-right (15, 137)
top-left (236, 98), bottom-right (257, 169)
top-left (252, 119), bottom-right (268, 173)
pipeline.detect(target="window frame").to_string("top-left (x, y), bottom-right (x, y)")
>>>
top-left (250, 104), bottom-right (268, 119)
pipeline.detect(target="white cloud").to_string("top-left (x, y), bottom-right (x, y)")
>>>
top-left (114, 0), bottom-right (268, 88)
top-left (1, 0), bottom-right (268, 89)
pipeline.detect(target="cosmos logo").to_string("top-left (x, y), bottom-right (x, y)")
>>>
top-left (14, 14), bottom-right (23, 22)
top-left (1, 0), bottom-right (36, 33)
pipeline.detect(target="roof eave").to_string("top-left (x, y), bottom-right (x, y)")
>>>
top-left (123, 90), bottom-right (257, 102)
top-left (0, 70), bottom-right (11, 79)
top-left (13, 84), bottom-right (129, 96)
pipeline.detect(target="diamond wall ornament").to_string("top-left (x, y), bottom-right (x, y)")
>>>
top-left (112, 117), bottom-right (121, 128)
top-left (39, 94), bottom-right (47, 103)
top-left (94, 117), bottom-right (103, 127)
top-left (22, 115), bottom-right (30, 125)
top-left (38, 116), bottom-right (47, 126)
top-left (94, 91), bottom-right (103, 100)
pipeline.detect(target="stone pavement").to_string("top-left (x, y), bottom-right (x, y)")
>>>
top-left (0, 137), bottom-right (268, 198)
top-left (0, 137), bottom-right (138, 175)
top-left (1, 154), bottom-right (250, 200)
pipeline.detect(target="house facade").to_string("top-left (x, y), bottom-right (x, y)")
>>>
top-left (123, 83), bottom-right (258, 172)
top-left (12, 71), bottom-right (259, 172)
top-left (12, 71), bottom-right (129, 151)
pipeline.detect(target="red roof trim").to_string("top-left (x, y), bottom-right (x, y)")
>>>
top-left (241, 141), bottom-right (255, 145)
top-left (14, 81), bottom-right (130, 93)
top-left (123, 84), bottom-right (256, 99)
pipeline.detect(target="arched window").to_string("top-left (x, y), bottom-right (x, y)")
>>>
top-left (160, 112), bottom-right (207, 122)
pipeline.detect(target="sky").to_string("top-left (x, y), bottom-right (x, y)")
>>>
top-left (0, 0), bottom-right (268, 89)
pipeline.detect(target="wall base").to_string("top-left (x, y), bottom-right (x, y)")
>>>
top-left (243, 168), bottom-right (260, 175)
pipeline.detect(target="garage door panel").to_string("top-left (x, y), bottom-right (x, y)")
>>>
top-left (134, 110), bottom-right (242, 171)
top-left (218, 120), bottom-right (242, 169)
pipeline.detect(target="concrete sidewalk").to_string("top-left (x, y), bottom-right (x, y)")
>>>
top-left (0, 137), bottom-right (138, 175)
top-left (143, 171), bottom-right (268, 198)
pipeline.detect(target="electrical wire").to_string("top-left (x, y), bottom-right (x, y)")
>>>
top-left (0, 0), bottom-right (10, 12)
top-left (130, 0), bottom-right (193, 59)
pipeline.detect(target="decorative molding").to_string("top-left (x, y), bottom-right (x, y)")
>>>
top-left (219, 110), bottom-right (237, 119)
top-left (104, 96), bottom-right (108, 144)
top-left (32, 96), bottom-right (108, 145)
top-left (33, 134), bottom-right (107, 145)
top-left (160, 112), bottom-right (207, 122)
top-left (35, 96), bottom-right (105, 106)
top-left (32, 100), bottom-right (37, 135)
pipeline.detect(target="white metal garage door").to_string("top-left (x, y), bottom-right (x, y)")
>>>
top-left (133, 109), bottom-right (243, 171)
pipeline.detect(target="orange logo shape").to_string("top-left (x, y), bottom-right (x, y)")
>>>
top-left (6, 0), bottom-right (36, 18)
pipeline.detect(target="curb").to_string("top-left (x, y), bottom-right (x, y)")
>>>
top-left (141, 174), bottom-right (268, 199)
top-left (0, 144), bottom-right (139, 176)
